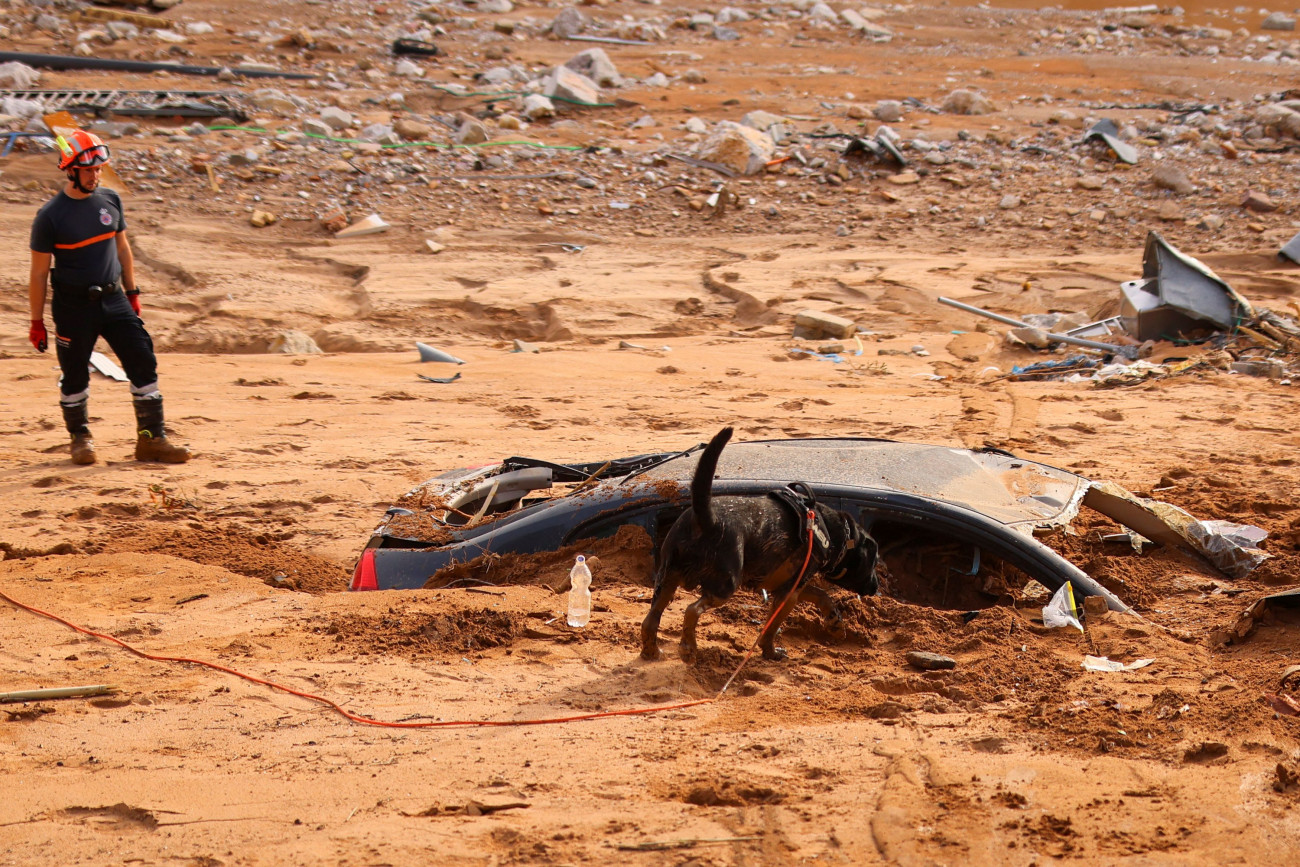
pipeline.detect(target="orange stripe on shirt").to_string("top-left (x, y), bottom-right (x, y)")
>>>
top-left (54, 230), bottom-right (118, 251)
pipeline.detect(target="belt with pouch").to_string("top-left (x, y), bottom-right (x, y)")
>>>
top-left (54, 279), bottom-right (122, 302)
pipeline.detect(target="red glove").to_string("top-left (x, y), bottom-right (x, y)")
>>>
top-left (29, 320), bottom-right (47, 353)
top-left (127, 290), bottom-right (141, 315)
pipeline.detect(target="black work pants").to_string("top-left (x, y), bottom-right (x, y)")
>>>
top-left (52, 288), bottom-right (158, 398)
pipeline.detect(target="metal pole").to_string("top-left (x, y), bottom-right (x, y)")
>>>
top-left (938, 296), bottom-right (1138, 359)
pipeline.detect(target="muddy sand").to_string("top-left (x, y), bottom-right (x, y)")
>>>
top-left (1, 0), bottom-right (1299, 863)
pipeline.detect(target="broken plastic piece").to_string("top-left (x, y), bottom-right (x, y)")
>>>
top-left (1082, 656), bottom-right (1155, 672)
top-left (416, 343), bottom-right (466, 364)
top-left (1082, 118), bottom-right (1138, 164)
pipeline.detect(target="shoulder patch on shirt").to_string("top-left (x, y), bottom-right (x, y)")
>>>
top-left (99, 208), bottom-right (112, 226)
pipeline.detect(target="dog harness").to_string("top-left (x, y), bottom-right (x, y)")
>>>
top-left (769, 482), bottom-right (860, 580)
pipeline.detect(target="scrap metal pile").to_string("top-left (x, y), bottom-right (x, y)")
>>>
top-left (943, 230), bottom-right (1300, 387)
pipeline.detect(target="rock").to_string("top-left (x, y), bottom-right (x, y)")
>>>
top-left (794, 309), bottom-right (856, 339)
top-left (1255, 103), bottom-right (1300, 138)
top-left (564, 48), bottom-right (621, 87)
top-left (1261, 12), bottom-right (1296, 31)
top-left (1242, 190), bottom-right (1277, 213)
top-left (887, 171), bottom-right (920, 185)
top-left (424, 240), bottom-right (446, 254)
top-left (394, 59), bottom-right (423, 78)
top-left (544, 65), bottom-right (601, 109)
top-left (496, 114), bottom-right (523, 131)
top-left (320, 106), bottom-right (354, 131)
top-left (1007, 327), bottom-right (1051, 349)
top-left (942, 89), bottom-right (994, 116)
top-left (998, 194), bottom-right (1021, 209)
top-left (643, 72), bottom-right (670, 87)
top-left (454, 119), bottom-right (490, 145)
top-left (477, 0), bottom-right (513, 12)
top-left (249, 210), bottom-right (277, 228)
top-left (683, 117), bottom-right (708, 134)
top-left (393, 117), bottom-right (432, 141)
top-left (713, 26), bottom-right (741, 41)
top-left (251, 88), bottom-right (301, 115)
top-left (302, 118), bottom-right (332, 137)
top-left (1155, 201), bottom-right (1184, 222)
top-left (905, 651), bottom-right (956, 671)
top-left (0, 62), bottom-right (39, 89)
top-left (873, 100), bottom-right (903, 122)
top-left (522, 93), bottom-right (555, 120)
top-left (741, 110), bottom-right (788, 131)
top-left (697, 121), bottom-right (775, 175)
top-left (268, 330), bottom-right (323, 355)
top-left (551, 7), bottom-right (585, 38)
top-left (1152, 164), bottom-right (1196, 195)
top-left (1198, 214), bottom-right (1225, 230)
top-left (1076, 175), bottom-right (1105, 190)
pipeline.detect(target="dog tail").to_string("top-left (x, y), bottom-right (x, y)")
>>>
top-left (690, 426), bottom-right (732, 531)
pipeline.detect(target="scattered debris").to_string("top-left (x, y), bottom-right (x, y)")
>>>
top-left (0, 89), bottom-right (244, 120)
top-left (1082, 656), bottom-right (1155, 672)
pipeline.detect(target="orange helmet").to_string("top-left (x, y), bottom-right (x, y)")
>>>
top-left (56, 130), bottom-right (111, 171)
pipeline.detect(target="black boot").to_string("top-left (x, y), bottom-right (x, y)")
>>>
top-left (133, 397), bottom-right (190, 464)
top-left (61, 401), bottom-right (96, 465)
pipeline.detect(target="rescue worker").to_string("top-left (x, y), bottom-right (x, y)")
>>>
top-left (28, 130), bottom-right (190, 465)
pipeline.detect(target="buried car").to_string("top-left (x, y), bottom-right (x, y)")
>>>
top-left (351, 434), bottom-right (1160, 613)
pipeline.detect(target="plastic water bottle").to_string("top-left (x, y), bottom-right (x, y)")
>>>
top-left (567, 555), bottom-right (592, 627)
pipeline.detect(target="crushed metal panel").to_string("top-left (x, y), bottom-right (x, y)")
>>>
top-left (1082, 118), bottom-right (1138, 164)
top-left (1120, 231), bottom-right (1254, 338)
top-left (1281, 230), bottom-right (1300, 265)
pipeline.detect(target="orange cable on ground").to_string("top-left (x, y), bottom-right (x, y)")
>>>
top-left (0, 526), bottom-right (816, 728)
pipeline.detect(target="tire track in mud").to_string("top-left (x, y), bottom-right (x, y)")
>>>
top-left (953, 385), bottom-right (1041, 451)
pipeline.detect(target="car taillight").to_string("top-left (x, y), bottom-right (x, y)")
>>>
top-left (350, 549), bottom-right (378, 591)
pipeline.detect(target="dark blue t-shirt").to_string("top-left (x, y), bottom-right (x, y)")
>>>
top-left (30, 188), bottom-right (126, 289)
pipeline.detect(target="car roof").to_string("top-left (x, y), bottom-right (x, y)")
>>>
top-left (632, 438), bottom-right (1089, 529)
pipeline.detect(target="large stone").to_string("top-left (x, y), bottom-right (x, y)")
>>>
top-left (268, 330), bottom-right (323, 355)
top-left (522, 93), bottom-right (556, 120)
top-left (1261, 12), bottom-right (1296, 31)
top-left (551, 7), bottom-right (585, 38)
top-left (873, 100), bottom-right (903, 122)
top-left (741, 110), bottom-right (788, 131)
top-left (454, 118), bottom-right (490, 145)
top-left (0, 62), bottom-right (39, 89)
top-left (697, 120), bottom-right (775, 175)
top-left (250, 88), bottom-right (300, 115)
top-left (794, 309), bottom-right (856, 339)
top-left (393, 117), bottom-right (432, 141)
top-left (544, 65), bottom-right (601, 108)
top-left (320, 106), bottom-right (354, 131)
top-left (942, 88), bottom-right (994, 115)
top-left (564, 48), bottom-right (621, 87)
top-left (1152, 164), bottom-right (1196, 195)
top-left (1256, 103), bottom-right (1300, 139)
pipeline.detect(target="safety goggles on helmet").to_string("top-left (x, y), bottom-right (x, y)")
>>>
top-left (55, 132), bottom-right (111, 171)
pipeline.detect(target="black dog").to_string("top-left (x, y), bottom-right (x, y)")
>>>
top-left (640, 427), bottom-right (878, 661)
